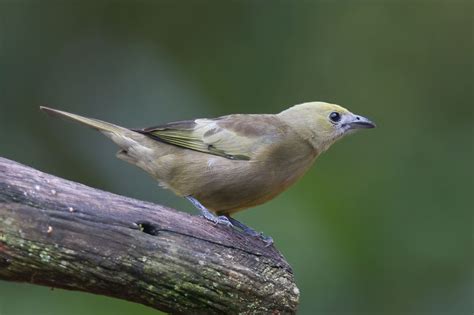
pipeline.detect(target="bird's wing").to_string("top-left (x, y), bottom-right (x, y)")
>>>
top-left (135, 114), bottom-right (285, 160)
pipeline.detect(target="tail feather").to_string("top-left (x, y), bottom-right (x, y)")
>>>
top-left (40, 106), bottom-right (163, 175)
top-left (40, 106), bottom-right (128, 135)
top-left (40, 106), bottom-right (150, 154)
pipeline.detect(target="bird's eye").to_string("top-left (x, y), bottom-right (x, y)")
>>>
top-left (329, 112), bottom-right (341, 123)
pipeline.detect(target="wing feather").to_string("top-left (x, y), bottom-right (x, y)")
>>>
top-left (135, 114), bottom-right (285, 160)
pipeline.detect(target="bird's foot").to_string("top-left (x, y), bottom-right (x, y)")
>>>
top-left (249, 232), bottom-right (273, 246)
top-left (203, 212), bottom-right (232, 227)
top-left (185, 196), bottom-right (272, 244)
top-left (258, 233), bottom-right (274, 247)
top-left (186, 196), bottom-right (232, 227)
top-left (227, 217), bottom-right (274, 246)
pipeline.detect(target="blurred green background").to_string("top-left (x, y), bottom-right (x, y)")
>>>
top-left (0, 1), bottom-right (472, 314)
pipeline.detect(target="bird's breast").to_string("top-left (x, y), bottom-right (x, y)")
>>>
top-left (203, 144), bottom-right (318, 215)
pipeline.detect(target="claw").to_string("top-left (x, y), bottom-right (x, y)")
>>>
top-left (227, 216), bottom-right (274, 246)
top-left (185, 196), bottom-right (272, 244)
top-left (216, 215), bottom-right (232, 226)
top-left (186, 196), bottom-right (233, 227)
top-left (209, 215), bottom-right (230, 226)
top-left (260, 234), bottom-right (274, 246)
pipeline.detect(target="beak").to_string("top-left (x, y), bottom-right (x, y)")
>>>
top-left (346, 115), bottom-right (376, 129)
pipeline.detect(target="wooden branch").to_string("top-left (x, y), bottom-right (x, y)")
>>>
top-left (0, 157), bottom-right (299, 314)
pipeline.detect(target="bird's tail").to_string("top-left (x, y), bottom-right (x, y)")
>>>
top-left (40, 106), bottom-right (152, 158)
top-left (40, 106), bottom-right (129, 135)
top-left (40, 106), bottom-right (164, 175)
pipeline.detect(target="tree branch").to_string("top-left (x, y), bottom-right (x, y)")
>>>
top-left (0, 157), bottom-right (299, 314)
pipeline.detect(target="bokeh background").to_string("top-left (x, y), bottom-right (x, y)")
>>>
top-left (0, 1), bottom-right (472, 314)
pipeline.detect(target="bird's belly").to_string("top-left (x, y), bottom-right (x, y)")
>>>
top-left (194, 157), bottom-right (315, 215)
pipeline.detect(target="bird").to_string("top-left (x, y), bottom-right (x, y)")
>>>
top-left (40, 102), bottom-right (375, 244)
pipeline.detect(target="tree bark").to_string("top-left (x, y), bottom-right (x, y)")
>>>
top-left (0, 157), bottom-right (299, 314)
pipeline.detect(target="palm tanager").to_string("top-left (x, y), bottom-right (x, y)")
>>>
top-left (40, 102), bottom-right (375, 244)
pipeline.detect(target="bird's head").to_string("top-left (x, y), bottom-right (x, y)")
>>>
top-left (279, 101), bottom-right (376, 153)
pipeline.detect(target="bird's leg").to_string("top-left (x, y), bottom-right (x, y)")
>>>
top-left (185, 196), bottom-right (232, 226)
top-left (227, 217), bottom-right (273, 246)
